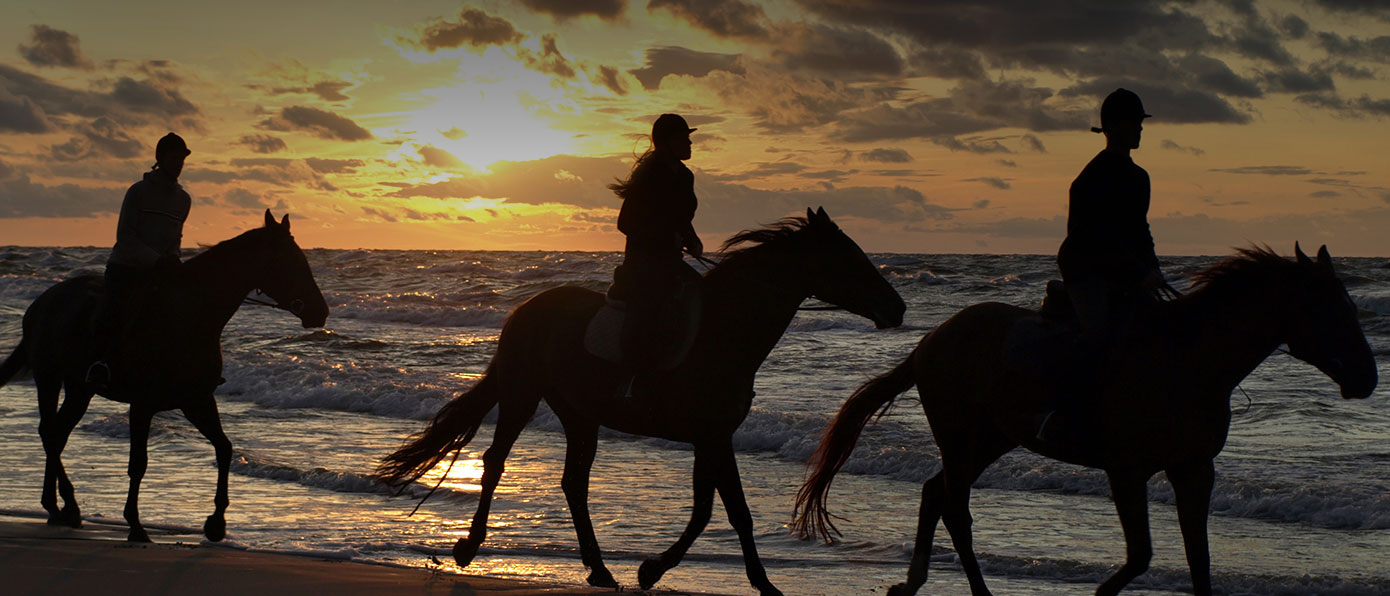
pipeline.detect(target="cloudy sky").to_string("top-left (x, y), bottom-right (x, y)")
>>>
top-left (1, 0), bottom-right (1388, 255)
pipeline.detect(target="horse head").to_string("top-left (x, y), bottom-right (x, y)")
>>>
top-left (799, 207), bottom-right (905, 329)
top-left (1286, 242), bottom-right (1377, 399)
top-left (254, 209), bottom-right (329, 328)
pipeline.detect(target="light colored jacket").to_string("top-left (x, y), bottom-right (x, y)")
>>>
top-left (107, 169), bottom-right (190, 269)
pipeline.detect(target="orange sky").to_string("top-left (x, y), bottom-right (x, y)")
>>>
top-left (1, 0), bottom-right (1388, 255)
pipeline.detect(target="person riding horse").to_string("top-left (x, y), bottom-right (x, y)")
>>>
top-left (1042, 89), bottom-right (1178, 439)
top-left (607, 113), bottom-right (704, 373)
top-left (87, 132), bottom-right (193, 389)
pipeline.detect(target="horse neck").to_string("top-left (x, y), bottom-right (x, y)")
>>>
top-left (700, 248), bottom-right (811, 378)
top-left (1169, 276), bottom-right (1291, 394)
top-left (178, 237), bottom-right (264, 335)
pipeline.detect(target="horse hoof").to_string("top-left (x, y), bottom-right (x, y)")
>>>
top-left (886, 583), bottom-right (919, 596)
top-left (586, 568), bottom-right (619, 588)
top-left (758, 585), bottom-right (784, 596)
top-left (128, 527), bottom-right (152, 543)
top-left (638, 559), bottom-right (666, 590)
top-left (203, 515), bottom-right (226, 542)
top-left (452, 539), bottom-right (479, 567)
top-left (60, 506), bottom-right (83, 528)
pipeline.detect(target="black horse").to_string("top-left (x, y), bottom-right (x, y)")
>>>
top-left (0, 210), bottom-right (329, 542)
top-left (379, 208), bottom-right (905, 595)
top-left (794, 245), bottom-right (1377, 596)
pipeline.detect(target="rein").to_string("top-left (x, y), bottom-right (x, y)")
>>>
top-left (690, 252), bottom-right (846, 312)
top-left (242, 290), bottom-right (305, 315)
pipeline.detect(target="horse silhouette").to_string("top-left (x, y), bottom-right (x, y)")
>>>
top-left (379, 208), bottom-right (905, 596)
top-left (0, 210), bottom-right (329, 542)
top-left (794, 244), bottom-right (1376, 596)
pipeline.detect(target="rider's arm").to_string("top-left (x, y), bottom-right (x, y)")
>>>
top-left (113, 184), bottom-right (163, 268)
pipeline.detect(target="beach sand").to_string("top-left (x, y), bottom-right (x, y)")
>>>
top-left (0, 514), bottom-right (716, 595)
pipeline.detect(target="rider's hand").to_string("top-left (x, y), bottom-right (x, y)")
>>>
top-left (685, 235), bottom-right (704, 259)
top-left (1141, 269), bottom-right (1181, 301)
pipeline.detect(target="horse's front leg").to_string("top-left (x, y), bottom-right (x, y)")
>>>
top-left (123, 405), bottom-right (155, 542)
top-left (637, 443), bottom-right (718, 590)
top-left (713, 444), bottom-right (782, 596)
top-left (1097, 471), bottom-right (1154, 596)
top-left (183, 396), bottom-right (232, 542)
top-left (558, 420), bottom-right (617, 588)
top-left (1167, 460), bottom-right (1215, 596)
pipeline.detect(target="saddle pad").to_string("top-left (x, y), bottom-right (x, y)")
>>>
top-left (583, 303), bottom-right (626, 364)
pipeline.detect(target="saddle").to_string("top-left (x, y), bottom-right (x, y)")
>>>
top-left (584, 277), bottom-right (701, 372)
top-left (1002, 280), bottom-right (1083, 379)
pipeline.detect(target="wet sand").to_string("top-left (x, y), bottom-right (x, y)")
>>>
top-left (0, 514), bottom-right (716, 595)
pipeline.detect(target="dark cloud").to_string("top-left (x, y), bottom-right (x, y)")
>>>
top-left (630, 46), bottom-right (743, 90)
top-left (910, 46), bottom-right (986, 80)
top-left (1313, 0), bottom-right (1390, 19)
top-left (1060, 79), bottom-right (1251, 124)
top-left (239, 134), bottom-right (287, 154)
top-left (860, 148), bottom-right (912, 163)
top-left (1209, 165), bottom-right (1313, 176)
top-left (1295, 92), bottom-right (1390, 118)
top-left (50, 117), bottom-right (144, 161)
top-left (18, 25), bottom-right (92, 69)
top-left (592, 65), bottom-right (627, 95)
top-left (221, 188), bottom-right (267, 210)
top-left (0, 169), bottom-right (122, 218)
top-left (775, 24), bottom-right (903, 77)
top-left (1260, 67), bottom-right (1335, 93)
top-left (418, 145), bottom-right (465, 168)
top-left (0, 64), bottom-right (202, 130)
top-left (649, 0), bottom-right (769, 39)
top-left (0, 87), bottom-right (52, 132)
top-left (965, 176), bottom-right (1011, 190)
top-left (997, 159), bottom-right (1017, 167)
top-left (1230, 16), bottom-right (1295, 65)
top-left (1313, 32), bottom-right (1390, 63)
top-left (1020, 134), bottom-right (1046, 153)
top-left (304, 158), bottom-right (365, 174)
top-left (716, 161), bottom-right (807, 181)
top-left (259, 105), bottom-right (373, 141)
top-left (1278, 14), bottom-right (1310, 39)
top-left (836, 79), bottom-right (1088, 142)
top-left (519, 34), bottom-right (576, 78)
top-left (1175, 54), bottom-right (1262, 98)
top-left (803, 169), bottom-right (857, 183)
top-left (261, 80), bottom-right (355, 102)
top-left (931, 136), bottom-right (1011, 154)
top-left (519, 0), bottom-right (625, 20)
top-left (408, 8), bottom-right (523, 52)
top-left (1160, 139), bottom-right (1206, 156)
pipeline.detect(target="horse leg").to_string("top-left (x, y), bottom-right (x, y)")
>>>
top-left (452, 397), bottom-right (537, 567)
top-left (713, 445), bottom-right (782, 596)
top-left (558, 420), bottom-right (617, 588)
top-left (36, 374), bottom-right (63, 523)
top-left (123, 405), bottom-right (155, 543)
top-left (637, 443), bottom-right (719, 591)
top-left (1096, 472), bottom-right (1153, 596)
top-left (938, 443), bottom-right (1008, 596)
top-left (887, 473), bottom-right (946, 596)
top-left (47, 383), bottom-right (94, 527)
top-left (182, 396), bottom-right (232, 542)
top-left (1167, 460), bottom-right (1215, 596)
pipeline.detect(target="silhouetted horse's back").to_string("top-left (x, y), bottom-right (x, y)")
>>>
top-left (0, 210), bottom-right (328, 542)
top-left (794, 245), bottom-right (1375, 596)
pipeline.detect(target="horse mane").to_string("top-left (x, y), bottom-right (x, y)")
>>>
top-left (184, 226), bottom-right (278, 269)
top-left (1184, 245), bottom-right (1297, 296)
top-left (716, 216), bottom-right (812, 265)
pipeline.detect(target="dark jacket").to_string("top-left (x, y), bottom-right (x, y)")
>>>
top-left (616, 154), bottom-right (698, 264)
top-left (108, 169), bottom-right (191, 270)
top-left (1057, 150), bottom-right (1160, 286)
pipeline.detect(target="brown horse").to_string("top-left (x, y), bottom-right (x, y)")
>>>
top-left (379, 208), bottom-right (905, 596)
top-left (0, 210), bottom-right (328, 542)
top-left (793, 244), bottom-right (1377, 596)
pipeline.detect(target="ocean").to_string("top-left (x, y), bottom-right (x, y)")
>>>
top-left (0, 245), bottom-right (1387, 595)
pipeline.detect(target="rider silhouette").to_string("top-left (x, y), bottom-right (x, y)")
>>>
top-left (86, 132), bottom-right (192, 388)
top-left (607, 113), bottom-right (703, 373)
top-left (1040, 89), bottom-right (1177, 441)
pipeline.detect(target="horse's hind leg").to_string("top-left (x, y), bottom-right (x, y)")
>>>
top-left (1096, 471), bottom-right (1153, 596)
top-left (887, 473), bottom-right (946, 596)
top-left (123, 405), bottom-right (155, 542)
top-left (452, 396), bottom-right (538, 567)
top-left (183, 396), bottom-right (232, 542)
top-left (38, 376), bottom-right (91, 527)
top-left (637, 443), bottom-right (719, 591)
top-left (938, 434), bottom-right (1014, 596)
top-left (558, 419), bottom-right (617, 588)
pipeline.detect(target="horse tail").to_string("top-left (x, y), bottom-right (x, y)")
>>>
top-left (377, 365), bottom-right (501, 488)
top-left (0, 335), bottom-right (29, 388)
top-left (792, 353), bottom-right (917, 542)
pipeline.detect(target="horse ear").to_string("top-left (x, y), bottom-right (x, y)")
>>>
top-left (1316, 245), bottom-right (1332, 270)
top-left (264, 209), bottom-right (276, 228)
top-left (1295, 242), bottom-right (1310, 265)
top-left (815, 206), bottom-right (828, 222)
top-left (806, 207), bottom-right (815, 220)
top-left (281, 214), bottom-right (290, 231)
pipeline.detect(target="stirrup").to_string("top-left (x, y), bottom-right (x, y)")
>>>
top-left (85, 361), bottom-right (111, 388)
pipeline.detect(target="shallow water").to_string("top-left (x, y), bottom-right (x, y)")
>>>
top-left (0, 246), bottom-right (1387, 595)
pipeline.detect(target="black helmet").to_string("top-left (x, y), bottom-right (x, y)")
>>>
top-left (651, 113), bottom-right (696, 143)
top-left (1099, 88), bottom-right (1151, 127)
top-left (155, 132), bottom-right (191, 158)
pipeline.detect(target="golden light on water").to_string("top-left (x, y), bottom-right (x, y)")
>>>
top-left (420, 455), bottom-right (485, 493)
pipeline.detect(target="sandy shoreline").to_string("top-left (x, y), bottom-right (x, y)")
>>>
top-left (0, 513), bottom-right (721, 595)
